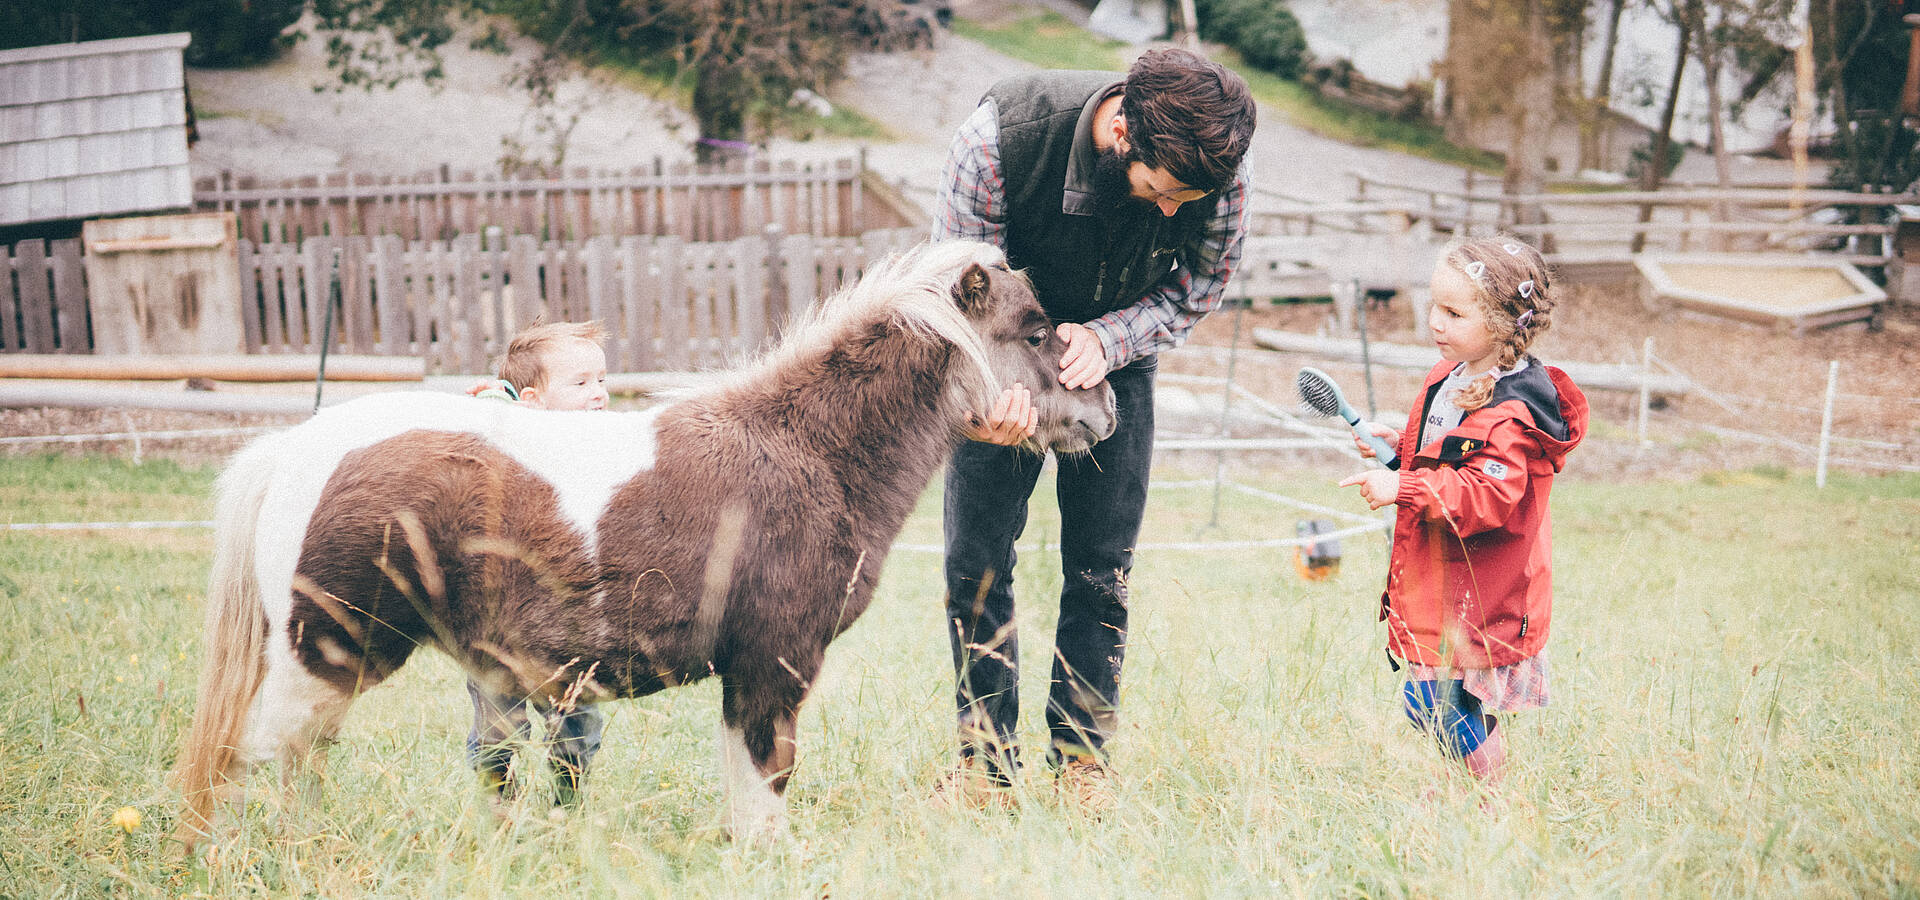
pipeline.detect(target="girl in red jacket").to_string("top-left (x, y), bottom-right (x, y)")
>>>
top-left (1338, 235), bottom-right (1587, 787)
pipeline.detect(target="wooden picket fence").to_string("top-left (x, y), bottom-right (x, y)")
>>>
top-left (194, 156), bottom-right (910, 245)
top-left (233, 228), bottom-right (923, 374)
top-left (0, 238), bottom-right (88, 354)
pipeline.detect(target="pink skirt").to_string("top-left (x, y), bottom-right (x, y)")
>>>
top-left (1406, 651), bottom-right (1550, 712)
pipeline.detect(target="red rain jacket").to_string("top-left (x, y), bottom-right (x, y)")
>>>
top-left (1378, 358), bottom-right (1587, 669)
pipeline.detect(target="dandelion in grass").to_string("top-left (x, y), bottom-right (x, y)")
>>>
top-left (112, 806), bottom-right (141, 832)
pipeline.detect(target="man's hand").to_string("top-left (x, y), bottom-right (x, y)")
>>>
top-left (964, 383), bottom-right (1038, 446)
top-left (1056, 322), bottom-right (1108, 390)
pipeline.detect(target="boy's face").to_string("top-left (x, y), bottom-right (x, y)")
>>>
top-left (520, 339), bottom-right (608, 411)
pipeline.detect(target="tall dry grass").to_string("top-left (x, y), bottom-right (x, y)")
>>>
top-left (1, 452), bottom-right (1914, 896)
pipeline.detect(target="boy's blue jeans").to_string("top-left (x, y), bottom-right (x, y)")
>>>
top-left (943, 357), bottom-right (1156, 779)
top-left (466, 680), bottom-right (603, 800)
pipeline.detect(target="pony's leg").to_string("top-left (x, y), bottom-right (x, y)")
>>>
top-left (718, 673), bottom-right (805, 844)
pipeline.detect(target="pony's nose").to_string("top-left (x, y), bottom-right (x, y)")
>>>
top-left (1078, 415), bottom-right (1117, 443)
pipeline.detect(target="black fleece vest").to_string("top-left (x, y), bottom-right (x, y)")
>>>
top-left (986, 72), bottom-right (1209, 324)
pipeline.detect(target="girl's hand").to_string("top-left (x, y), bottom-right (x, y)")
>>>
top-left (1338, 470), bottom-right (1401, 510)
top-left (963, 383), bottom-right (1038, 446)
top-left (1353, 423), bottom-right (1400, 459)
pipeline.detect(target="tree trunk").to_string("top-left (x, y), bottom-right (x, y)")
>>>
top-left (1691, 3), bottom-right (1733, 248)
top-left (1581, 0), bottom-right (1627, 172)
top-left (692, 57), bottom-right (753, 165)
top-left (1502, 0), bottom-right (1557, 250)
top-left (1633, 10), bottom-right (1690, 253)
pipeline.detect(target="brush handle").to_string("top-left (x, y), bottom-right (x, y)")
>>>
top-left (1340, 408), bottom-right (1399, 467)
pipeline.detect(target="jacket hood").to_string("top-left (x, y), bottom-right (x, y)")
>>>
top-left (1489, 359), bottom-right (1586, 470)
top-left (1419, 357), bottom-right (1587, 472)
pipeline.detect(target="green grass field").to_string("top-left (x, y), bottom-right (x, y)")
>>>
top-left (1, 452), bottom-right (1916, 897)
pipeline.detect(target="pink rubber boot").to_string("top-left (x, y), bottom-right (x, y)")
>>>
top-left (1462, 717), bottom-right (1507, 785)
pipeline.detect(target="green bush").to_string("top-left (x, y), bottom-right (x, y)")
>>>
top-left (0, 0), bottom-right (302, 66)
top-left (1192, 0), bottom-right (1307, 80)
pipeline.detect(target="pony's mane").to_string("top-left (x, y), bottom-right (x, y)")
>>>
top-left (727, 240), bottom-right (1005, 404)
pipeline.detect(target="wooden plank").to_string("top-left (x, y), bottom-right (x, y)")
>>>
top-left (1, 245), bottom-right (21, 351)
top-left (0, 353), bottom-right (423, 381)
top-left (584, 236), bottom-right (618, 367)
top-left (302, 237), bottom-right (336, 353)
top-left (234, 238), bottom-right (263, 353)
top-left (564, 240), bottom-right (589, 322)
top-left (509, 234), bottom-right (541, 328)
top-left (657, 237), bottom-right (689, 370)
top-left (686, 242), bottom-right (716, 367)
top-left (618, 236), bottom-right (653, 372)
top-left (345, 236), bottom-right (376, 351)
top-left (427, 240), bottom-right (455, 373)
top-left (270, 241), bottom-right (299, 351)
top-left (14, 240), bottom-right (55, 353)
top-left (371, 234), bottom-right (408, 355)
top-left (733, 234), bottom-right (765, 355)
top-left (456, 237), bottom-right (487, 370)
top-left (48, 238), bottom-right (89, 353)
top-left (782, 232), bottom-right (818, 314)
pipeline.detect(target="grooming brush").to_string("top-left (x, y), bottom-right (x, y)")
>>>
top-left (1296, 366), bottom-right (1398, 467)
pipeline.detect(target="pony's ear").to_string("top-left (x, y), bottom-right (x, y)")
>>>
top-left (952, 263), bottom-right (991, 315)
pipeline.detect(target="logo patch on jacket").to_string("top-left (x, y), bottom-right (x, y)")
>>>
top-left (1480, 459), bottom-right (1510, 480)
top-left (1438, 435), bottom-right (1482, 461)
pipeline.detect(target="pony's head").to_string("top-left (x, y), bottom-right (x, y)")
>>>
top-left (777, 240), bottom-right (1115, 454)
top-left (941, 248), bottom-right (1116, 454)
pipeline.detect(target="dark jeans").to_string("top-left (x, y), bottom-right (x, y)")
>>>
top-left (943, 356), bottom-right (1156, 778)
top-left (465, 679), bottom-right (604, 802)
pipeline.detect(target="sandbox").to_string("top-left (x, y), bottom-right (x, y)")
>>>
top-left (1634, 254), bottom-right (1887, 334)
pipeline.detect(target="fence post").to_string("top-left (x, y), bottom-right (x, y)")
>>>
top-left (762, 224), bottom-right (790, 338)
top-left (1639, 336), bottom-right (1654, 449)
top-left (1816, 359), bottom-right (1838, 488)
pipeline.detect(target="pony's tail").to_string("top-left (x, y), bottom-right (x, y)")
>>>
top-left (172, 439), bottom-right (275, 850)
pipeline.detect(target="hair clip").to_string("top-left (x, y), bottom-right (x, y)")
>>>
top-left (1517, 279), bottom-right (1534, 299)
top-left (1464, 260), bottom-right (1486, 281)
top-left (1503, 243), bottom-right (1524, 256)
top-left (1515, 309), bottom-right (1535, 329)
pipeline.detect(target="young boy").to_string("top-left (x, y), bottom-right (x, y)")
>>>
top-left (466, 319), bottom-right (610, 803)
top-left (470, 320), bottom-right (610, 412)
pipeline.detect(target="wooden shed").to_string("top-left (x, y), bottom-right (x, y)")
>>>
top-left (0, 32), bottom-right (194, 230)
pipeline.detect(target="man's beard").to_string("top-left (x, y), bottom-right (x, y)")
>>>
top-left (1091, 146), bottom-right (1148, 215)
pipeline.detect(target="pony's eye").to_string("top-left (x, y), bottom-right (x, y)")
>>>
top-left (1027, 328), bottom-right (1048, 347)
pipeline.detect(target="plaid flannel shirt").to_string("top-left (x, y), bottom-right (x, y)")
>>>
top-left (933, 99), bottom-right (1252, 370)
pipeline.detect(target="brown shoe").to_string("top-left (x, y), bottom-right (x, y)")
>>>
top-left (1053, 757), bottom-right (1115, 816)
top-left (932, 756), bottom-right (1016, 811)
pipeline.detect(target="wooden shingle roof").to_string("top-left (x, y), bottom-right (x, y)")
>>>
top-left (0, 32), bottom-right (192, 227)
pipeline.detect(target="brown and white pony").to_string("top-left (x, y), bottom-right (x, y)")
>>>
top-left (172, 240), bottom-right (1115, 848)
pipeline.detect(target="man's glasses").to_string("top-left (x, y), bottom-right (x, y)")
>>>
top-left (1146, 185), bottom-right (1212, 204)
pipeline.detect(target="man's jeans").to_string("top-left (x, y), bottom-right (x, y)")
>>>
top-left (943, 356), bottom-right (1156, 778)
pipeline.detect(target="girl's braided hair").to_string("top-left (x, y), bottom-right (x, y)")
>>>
top-left (1442, 235), bottom-right (1554, 411)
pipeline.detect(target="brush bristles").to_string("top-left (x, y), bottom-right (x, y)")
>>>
top-left (1295, 370), bottom-right (1342, 418)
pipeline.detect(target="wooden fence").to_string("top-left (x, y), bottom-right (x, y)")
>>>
top-left (1, 238), bottom-right (88, 354)
top-left (2, 228), bottom-right (923, 372)
top-left (1340, 171), bottom-right (1914, 270)
top-left (234, 228), bottom-right (925, 374)
top-left (194, 156), bottom-right (914, 244)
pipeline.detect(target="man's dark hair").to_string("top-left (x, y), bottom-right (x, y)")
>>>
top-left (1119, 48), bottom-right (1256, 192)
